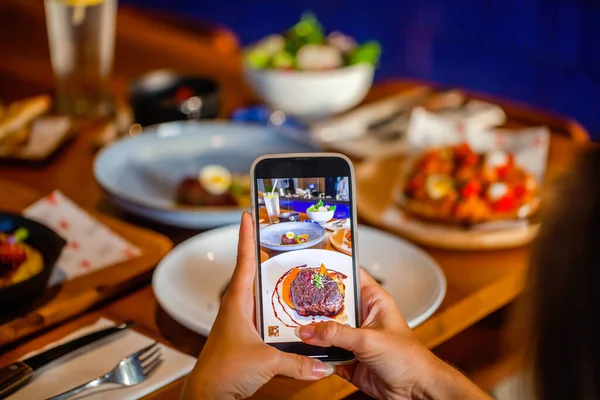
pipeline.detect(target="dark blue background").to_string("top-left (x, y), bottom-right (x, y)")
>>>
top-left (123, 0), bottom-right (600, 139)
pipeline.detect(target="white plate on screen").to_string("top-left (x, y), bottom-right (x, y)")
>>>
top-left (259, 221), bottom-right (326, 251)
top-left (262, 249), bottom-right (356, 343)
top-left (153, 224), bottom-right (446, 336)
top-left (94, 121), bottom-right (317, 229)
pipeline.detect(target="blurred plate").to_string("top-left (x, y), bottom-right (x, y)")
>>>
top-left (94, 121), bottom-right (317, 229)
top-left (153, 224), bottom-right (446, 336)
top-left (259, 221), bottom-right (325, 251)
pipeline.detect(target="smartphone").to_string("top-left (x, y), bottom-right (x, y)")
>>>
top-left (250, 153), bottom-right (360, 364)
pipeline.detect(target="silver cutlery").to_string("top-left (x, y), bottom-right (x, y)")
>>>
top-left (332, 219), bottom-right (347, 227)
top-left (47, 342), bottom-right (163, 400)
top-left (367, 89), bottom-right (466, 142)
top-left (0, 322), bottom-right (134, 398)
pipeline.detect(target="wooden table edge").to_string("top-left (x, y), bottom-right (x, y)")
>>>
top-left (413, 270), bottom-right (525, 348)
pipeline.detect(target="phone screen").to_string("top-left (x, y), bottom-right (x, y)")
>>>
top-left (252, 156), bottom-right (359, 361)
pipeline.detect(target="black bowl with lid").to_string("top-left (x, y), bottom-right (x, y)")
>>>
top-left (129, 70), bottom-right (220, 127)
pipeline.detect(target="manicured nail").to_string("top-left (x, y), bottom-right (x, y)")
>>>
top-left (312, 361), bottom-right (334, 378)
top-left (294, 324), bottom-right (315, 340)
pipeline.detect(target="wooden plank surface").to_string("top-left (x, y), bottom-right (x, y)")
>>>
top-left (0, 179), bottom-right (173, 347)
top-left (0, 1), bottom-right (591, 399)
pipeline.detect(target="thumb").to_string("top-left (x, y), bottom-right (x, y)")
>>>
top-left (296, 322), bottom-right (370, 353)
top-left (274, 351), bottom-right (334, 380)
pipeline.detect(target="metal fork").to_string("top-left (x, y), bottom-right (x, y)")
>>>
top-left (332, 218), bottom-right (347, 227)
top-left (47, 342), bottom-right (163, 400)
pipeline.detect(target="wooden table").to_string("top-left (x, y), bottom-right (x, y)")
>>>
top-left (0, 1), bottom-right (590, 399)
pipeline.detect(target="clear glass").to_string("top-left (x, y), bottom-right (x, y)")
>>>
top-left (263, 192), bottom-right (280, 224)
top-left (45, 0), bottom-right (117, 116)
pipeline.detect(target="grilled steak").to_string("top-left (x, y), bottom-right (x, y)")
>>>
top-left (289, 267), bottom-right (344, 317)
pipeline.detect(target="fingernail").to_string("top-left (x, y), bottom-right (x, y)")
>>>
top-left (312, 361), bottom-right (334, 378)
top-left (294, 324), bottom-right (315, 340)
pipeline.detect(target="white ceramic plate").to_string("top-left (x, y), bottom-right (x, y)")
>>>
top-left (94, 121), bottom-right (317, 229)
top-left (153, 224), bottom-right (446, 336)
top-left (261, 249), bottom-right (356, 343)
top-left (259, 221), bottom-right (326, 251)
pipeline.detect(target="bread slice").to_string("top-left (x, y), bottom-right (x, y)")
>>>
top-left (0, 95), bottom-right (51, 143)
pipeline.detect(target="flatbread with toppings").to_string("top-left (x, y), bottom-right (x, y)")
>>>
top-left (400, 143), bottom-right (540, 226)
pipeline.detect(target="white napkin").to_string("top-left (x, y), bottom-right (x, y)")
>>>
top-left (23, 191), bottom-right (142, 286)
top-left (307, 88), bottom-right (506, 159)
top-left (8, 318), bottom-right (196, 400)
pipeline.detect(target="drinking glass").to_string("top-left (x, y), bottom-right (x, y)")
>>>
top-left (45, 0), bottom-right (117, 116)
top-left (263, 192), bottom-right (280, 224)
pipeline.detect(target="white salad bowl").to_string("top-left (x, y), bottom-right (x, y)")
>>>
top-left (243, 63), bottom-right (374, 120)
top-left (306, 209), bottom-right (335, 223)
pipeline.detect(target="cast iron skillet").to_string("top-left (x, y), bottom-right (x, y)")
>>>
top-left (0, 212), bottom-right (66, 309)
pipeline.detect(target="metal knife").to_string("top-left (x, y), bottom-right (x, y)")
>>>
top-left (0, 321), bottom-right (134, 398)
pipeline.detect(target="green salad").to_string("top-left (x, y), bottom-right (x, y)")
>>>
top-left (245, 13), bottom-right (381, 71)
top-left (307, 199), bottom-right (336, 212)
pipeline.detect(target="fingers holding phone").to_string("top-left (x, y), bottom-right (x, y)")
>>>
top-left (251, 154), bottom-right (361, 364)
top-left (182, 214), bottom-right (334, 400)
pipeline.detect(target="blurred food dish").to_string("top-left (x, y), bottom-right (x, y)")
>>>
top-left (244, 13), bottom-right (380, 72)
top-left (0, 228), bottom-right (42, 288)
top-left (0, 212), bottom-right (66, 309)
top-left (399, 143), bottom-right (539, 226)
top-left (355, 157), bottom-right (543, 250)
top-left (350, 101), bottom-right (550, 250)
top-left (129, 70), bottom-right (220, 126)
top-left (176, 165), bottom-right (250, 208)
top-left (0, 95), bottom-right (73, 162)
top-left (94, 121), bottom-right (317, 229)
top-left (243, 13), bottom-right (379, 119)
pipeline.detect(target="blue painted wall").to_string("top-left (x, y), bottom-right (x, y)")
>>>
top-left (123, 0), bottom-right (600, 139)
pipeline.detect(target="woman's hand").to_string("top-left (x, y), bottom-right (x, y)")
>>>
top-left (182, 213), bottom-right (334, 400)
top-left (296, 270), bottom-right (492, 400)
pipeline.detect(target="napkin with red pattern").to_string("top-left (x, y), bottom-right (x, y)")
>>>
top-left (23, 190), bottom-right (141, 285)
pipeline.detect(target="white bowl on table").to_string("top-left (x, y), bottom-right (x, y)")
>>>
top-left (306, 209), bottom-right (335, 224)
top-left (243, 63), bottom-right (374, 120)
